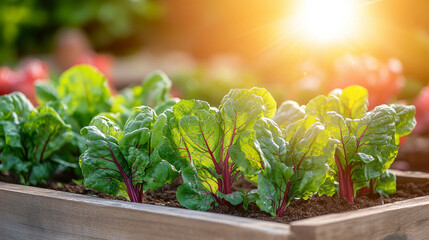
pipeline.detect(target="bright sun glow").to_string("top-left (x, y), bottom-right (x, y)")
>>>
top-left (294, 0), bottom-right (358, 43)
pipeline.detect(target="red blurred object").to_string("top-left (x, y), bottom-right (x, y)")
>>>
top-left (0, 67), bottom-right (17, 95)
top-left (54, 29), bottom-right (116, 94)
top-left (413, 85), bottom-right (429, 134)
top-left (399, 136), bottom-right (407, 145)
top-left (331, 55), bottom-right (405, 109)
top-left (0, 59), bottom-right (49, 105)
top-left (20, 60), bottom-right (49, 84)
top-left (16, 60), bottom-right (49, 104)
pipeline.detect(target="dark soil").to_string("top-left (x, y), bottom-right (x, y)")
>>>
top-left (1, 171), bottom-right (429, 224)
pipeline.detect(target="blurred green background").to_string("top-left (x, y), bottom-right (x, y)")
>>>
top-left (1, 0), bottom-right (429, 106)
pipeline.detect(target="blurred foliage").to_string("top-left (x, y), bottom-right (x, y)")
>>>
top-left (171, 66), bottom-right (262, 106)
top-left (0, 0), bottom-right (163, 65)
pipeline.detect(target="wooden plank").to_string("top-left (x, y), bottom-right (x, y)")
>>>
top-left (1, 170), bottom-right (428, 240)
top-left (290, 195), bottom-right (429, 240)
top-left (389, 169), bottom-right (429, 184)
top-left (290, 170), bottom-right (429, 240)
top-left (0, 182), bottom-right (291, 240)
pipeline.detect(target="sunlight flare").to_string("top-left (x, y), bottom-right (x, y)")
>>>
top-left (293, 0), bottom-right (359, 43)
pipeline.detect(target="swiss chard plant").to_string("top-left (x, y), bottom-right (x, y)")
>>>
top-left (161, 88), bottom-right (276, 210)
top-left (272, 100), bottom-right (305, 128)
top-left (305, 86), bottom-right (416, 203)
top-left (231, 117), bottom-right (337, 217)
top-left (0, 92), bottom-right (73, 185)
top-left (80, 106), bottom-right (178, 202)
top-left (35, 65), bottom-right (115, 175)
top-left (112, 70), bottom-right (179, 117)
top-left (45, 65), bottom-right (113, 131)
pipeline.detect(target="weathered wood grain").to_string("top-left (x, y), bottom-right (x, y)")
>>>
top-left (389, 169), bottom-right (429, 184)
top-left (290, 195), bottom-right (429, 240)
top-left (1, 170), bottom-right (428, 240)
top-left (0, 182), bottom-right (291, 240)
top-left (290, 170), bottom-right (429, 240)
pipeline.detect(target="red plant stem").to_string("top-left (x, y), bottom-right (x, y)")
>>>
top-left (107, 143), bottom-right (140, 203)
top-left (369, 179), bottom-right (375, 193)
top-left (335, 155), bottom-right (354, 203)
top-left (215, 114), bottom-right (238, 205)
top-left (223, 153), bottom-right (232, 194)
top-left (276, 180), bottom-right (291, 217)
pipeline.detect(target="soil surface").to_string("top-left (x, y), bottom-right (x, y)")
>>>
top-left (1, 171), bottom-right (429, 224)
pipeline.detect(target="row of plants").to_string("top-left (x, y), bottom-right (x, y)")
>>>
top-left (0, 65), bottom-right (177, 185)
top-left (0, 65), bottom-right (416, 217)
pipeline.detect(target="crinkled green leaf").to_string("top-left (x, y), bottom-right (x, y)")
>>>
top-left (273, 100), bottom-right (305, 127)
top-left (243, 189), bottom-right (258, 210)
top-left (337, 85), bottom-right (368, 119)
top-left (374, 172), bottom-right (396, 197)
top-left (28, 162), bottom-right (53, 185)
top-left (176, 165), bottom-right (215, 211)
top-left (229, 130), bottom-right (262, 181)
top-left (80, 107), bottom-right (177, 202)
top-left (0, 92), bottom-right (35, 122)
top-left (286, 118), bottom-right (337, 199)
top-left (112, 71), bottom-right (175, 117)
top-left (306, 86), bottom-right (415, 202)
top-left (306, 95), bottom-right (341, 123)
top-left (218, 191), bottom-right (244, 206)
top-left (0, 93), bottom-right (74, 185)
top-left (58, 65), bottom-right (112, 128)
top-left (154, 98), bottom-right (180, 115)
top-left (0, 121), bottom-right (21, 148)
top-left (35, 81), bottom-right (59, 104)
top-left (141, 71), bottom-right (172, 108)
top-left (389, 104), bottom-right (416, 137)
top-left (252, 117), bottom-right (337, 216)
top-left (24, 105), bottom-right (72, 161)
top-left (165, 88), bottom-right (275, 210)
top-left (249, 87), bottom-right (277, 118)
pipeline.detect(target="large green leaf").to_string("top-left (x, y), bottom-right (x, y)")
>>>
top-left (140, 71), bottom-right (172, 108)
top-left (58, 65), bottom-right (112, 128)
top-left (305, 86), bottom-right (415, 202)
top-left (0, 92), bottom-right (73, 185)
top-left (374, 172), bottom-right (396, 197)
top-left (337, 85), bottom-right (368, 119)
top-left (252, 117), bottom-right (337, 216)
top-left (273, 100), bottom-right (305, 128)
top-left (389, 104), bottom-right (416, 137)
top-left (80, 107), bottom-right (177, 202)
top-left (112, 71), bottom-right (175, 116)
top-left (165, 88), bottom-right (276, 210)
top-left (35, 81), bottom-right (59, 104)
top-left (0, 92), bottom-right (35, 122)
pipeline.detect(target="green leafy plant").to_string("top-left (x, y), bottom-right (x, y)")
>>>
top-left (231, 117), bottom-right (337, 217)
top-left (304, 86), bottom-right (416, 203)
top-left (80, 106), bottom-right (178, 202)
top-left (57, 65), bottom-right (113, 129)
top-left (272, 100), bottom-right (305, 128)
top-left (162, 88), bottom-right (276, 210)
top-left (36, 65), bottom-right (113, 131)
top-left (112, 70), bottom-right (179, 117)
top-left (0, 92), bottom-right (73, 185)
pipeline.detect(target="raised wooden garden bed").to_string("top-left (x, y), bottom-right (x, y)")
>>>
top-left (0, 170), bottom-right (428, 240)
